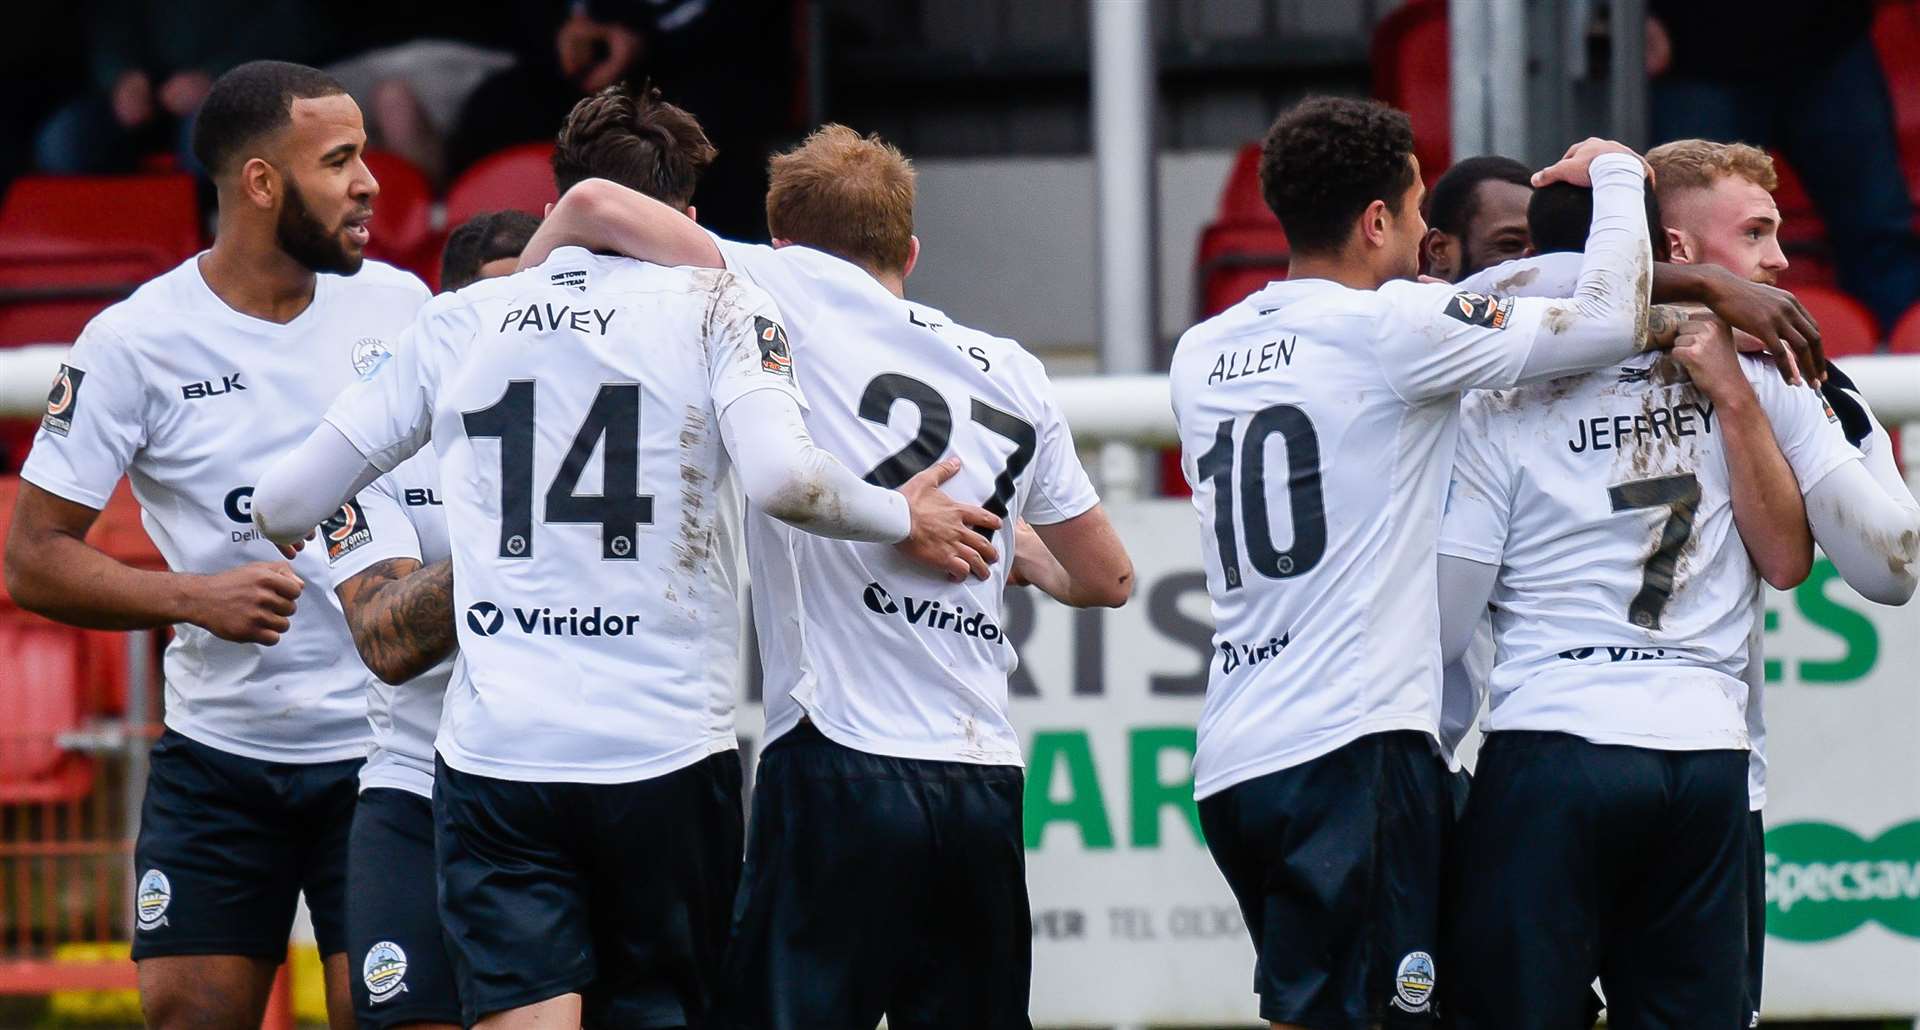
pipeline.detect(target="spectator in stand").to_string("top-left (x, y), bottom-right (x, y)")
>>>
top-left (1420, 155), bottom-right (1534, 282)
top-left (1648, 0), bottom-right (1920, 333)
top-left (0, 5), bottom-right (86, 191)
top-left (445, 0), bottom-right (790, 240)
top-left (438, 210), bottom-right (541, 291)
top-left (33, 0), bottom-right (347, 175)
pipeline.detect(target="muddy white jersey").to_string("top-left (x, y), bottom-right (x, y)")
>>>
top-left (323, 450), bottom-right (451, 798)
top-left (1443, 254), bottom-right (1859, 750)
top-left (1459, 249), bottom-right (1866, 787)
top-left (716, 239), bottom-right (1097, 766)
top-left (1171, 273), bottom-right (1579, 801)
top-left (323, 247), bottom-right (802, 784)
top-left (20, 255), bottom-right (429, 763)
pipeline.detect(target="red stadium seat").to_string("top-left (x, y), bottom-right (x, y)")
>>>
top-left (0, 175), bottom-right (201, 347)
top-left (1794, 285), bottom-right (1882, 357)
top-left (1888, 302), bottom-right (1920, 354)
top-left (1215, 144), bottom-right (1275, 225)
top-left (361, 151), bottom-right (438, 282)
top-left (1196, 222), bottom-right (1289, 319)
top-left (1370, 0), bottom-right (1448, 182)
top-left (445, 143), bottom-right (559, 230)
top-left (0, 615), bottom-right (95, 804)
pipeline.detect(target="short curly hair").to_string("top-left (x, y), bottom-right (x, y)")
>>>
top-left (552, 83), bottom-right (716, 207)
top-left (1259, 96), bottom-right (1418, 254)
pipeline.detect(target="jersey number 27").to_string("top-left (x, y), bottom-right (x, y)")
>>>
top-left (858, 373), bottom-right (1035, 541)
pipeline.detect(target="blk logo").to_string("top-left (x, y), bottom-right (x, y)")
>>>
top-left (181, 374), bottom-right (245, 400)
top-left (466, 601), bottom-right (504, 636)
top-left (862, 582), bottom-right (899, 615)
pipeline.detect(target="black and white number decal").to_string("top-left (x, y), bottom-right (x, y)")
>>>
top-left (461, 380), bottom-right (655, 560)
top-left (857, 374), bottom-right (1036, 539)
top-left (1196, 403), bottom-right (1326, 589)
top-left (1608, 472), bottom-right (1700, 630)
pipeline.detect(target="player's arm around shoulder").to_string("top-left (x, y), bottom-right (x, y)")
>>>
top-left (1674, 318), bottom-right (1812, 588)
top-left (518, 177), bottom-right (722, 271)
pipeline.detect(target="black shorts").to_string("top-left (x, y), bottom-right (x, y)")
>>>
top-left (1445, 731), bottom-right (1749, 1029)
top-left (130, 729), bottom-right (359, 961)
top-left (433, 751), bottom-right (744, 1028)
top-left (347, 787), bottom-right (461, 1029)
top-left (714, 721), bottom-right (1031, 1030)
top-left (1197, 729), bottom-right (1447, 1029)
top-left (1745, 808), bottom-right (1766, 1027)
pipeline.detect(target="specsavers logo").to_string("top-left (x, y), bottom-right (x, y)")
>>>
top-left (1765, 820), bottom-right (1920, 941)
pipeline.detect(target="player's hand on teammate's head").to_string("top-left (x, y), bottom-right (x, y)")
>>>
top-left (897, 457), bottom-right (1002, 582)
top-left (1531, 137), bottom-right (1655, 189)
top-left (191, 561), bottom-right (305, 646)
top-left (1701, 271), bottom-right (1823, 387)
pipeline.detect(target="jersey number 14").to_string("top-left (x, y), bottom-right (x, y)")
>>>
top-left (461, 379), bottom-right (654, 561)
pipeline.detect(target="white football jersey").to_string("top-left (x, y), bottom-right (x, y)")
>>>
top-left (1459, 252), bottom-right (1863, 791)
top-left (1173, 275), bottom-right (1576, 800)
top-left (1441, 257), bottom-right (1859, 751)
top-left (323, 247), bottom-right (801, 784)
top-left (715, 240), bottom-right (1098, 766)
top-left (20, 255), bottom-right (429, 763)
top-left (323, 451), bottom-right (451, 798)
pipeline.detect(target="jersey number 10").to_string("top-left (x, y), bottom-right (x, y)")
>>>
top-left (461, 379), bottom-right (654, 561)
top-left (1196, 403), bottom-right (1327, 590)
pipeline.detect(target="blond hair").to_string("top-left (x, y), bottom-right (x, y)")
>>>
top-left (1646, 139), bottom-right (1779, 201)
top-left (766, 125), bottom-right (915, 273)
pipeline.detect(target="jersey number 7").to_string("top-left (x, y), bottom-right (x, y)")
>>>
top-left (461, 379), bottom-right (655, 561)
top-left (1196, 403), bottom-right (1326, 590)
top-left (857, 374), bottom-right (1036, 541)
top-left (1607, 472), bottom-right (1700, 630)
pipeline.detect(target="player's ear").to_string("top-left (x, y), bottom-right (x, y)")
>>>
top-left (902, 235), bottom-right (920, 280)
top-left (770, 237), bottom-right (792, 250)
top-left (239, 157), bottom-right (279, 211)
top-left (1421, 227), bottom-right (1453, 278)
top-left (1664, 227), bottom-right (1692, 263)
top-left (543, 202), bottom-right (554, 218)
top-left (684, 204), bottom-right (697, 223)
top-left (1362, 198), bottom-right (1391, 249)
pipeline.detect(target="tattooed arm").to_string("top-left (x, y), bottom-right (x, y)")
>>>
top-left (335, 557), bottom-right (456, 686)
top-left (1643, 303), bottom-right (1689, 351)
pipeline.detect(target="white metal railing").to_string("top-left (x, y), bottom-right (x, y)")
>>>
top-left (5, 337), bottom-right (1917, 450)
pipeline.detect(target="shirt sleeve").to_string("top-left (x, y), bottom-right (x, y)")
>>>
top-left (703, 274), bottom-right (808, 417)
top-left (324, 306), bottom-right (452, 472)
top-left (1019, 365), bottom-right (1100, 525)
top-left (1455, 252), bottom-right (1585, 299)
top-left (19, 322), bottom-right (147, 510)
top-left (1374, 279), bottom-right (1548, 400)
top-left (323, 471), bottom-right (425, 587)
top-left (1379, 152), bottom-right (1651, 400)
top-left (1437, 396), bottom-right (1514, 565)
top-left (1747, 358), bottom-right (1861, 496)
